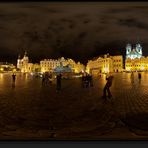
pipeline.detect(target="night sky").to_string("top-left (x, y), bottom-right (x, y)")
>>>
top-left (0, 2), bottom-right (148, 65)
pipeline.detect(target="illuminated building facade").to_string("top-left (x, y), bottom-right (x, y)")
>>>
top-left (86, 54), bottom-right (123, 75)
top-left (17, 51), bottom-right (40, 73)
top-left (125, 56), bottom-right (148, 71)
top-left (0, 62), bottom-right (16, 72)
top-left (40, 57), bottom-right (85, 73)
top-left (125, 43), bottom-right (148, 71)
top-left (40, 59), bottom-right (60, 72)
top-left (126, 43), bottom-right (142, 59)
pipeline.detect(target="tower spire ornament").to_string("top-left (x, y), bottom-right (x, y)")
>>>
top-left (18, 54), bottom-right (21, 59)
top-left (24, 51), bottom-right (27, 56)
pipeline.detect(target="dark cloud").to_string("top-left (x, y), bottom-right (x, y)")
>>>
top-left (118, 18), bottom-right (148, 30)
top-left (0, 2), bottom-right (148, 64)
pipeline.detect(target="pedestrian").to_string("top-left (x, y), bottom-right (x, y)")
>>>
top-left (88, 74), bottom-right (93, 87)
top-left (138, 72), bottom-right (141, 83)
top-left (12, 73), bottom-right (16, 82)
top-left (82, 73), bottom-right (85, 88)
top-left (102, 73), bottom-right (114, 99)
top-left (56, 73), bottom-right (62, 92)
top-left (42, 73), bottom-right (45, 86)
top-left (131, 72), bottom-right (134, 83)
top-left (49, 73), bottom-right (52, 84)
top-left (45, 72), bottom-right (49, 85)
top-left (12, 73), bottom-right (16, 87)
top-left (85, 73), bottom-right (89, 88)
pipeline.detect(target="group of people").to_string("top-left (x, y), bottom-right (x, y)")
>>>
top-left (42, 72), bottom-right (52, 86)
top-left (81, 73), bottom-right (93, 88)
top-left (11, 71), bottom-right (142, 99)
top-left (42, 72), bottom-right (62, 93)
top-left (81, 72), bottom-right (113, 99)
top-left (131, 72), bottom-right (142, 83)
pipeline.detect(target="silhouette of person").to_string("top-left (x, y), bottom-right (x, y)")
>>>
top-left (85, 73), bottom-right (90, 88)
top-left (82, 73), bottom-right (85, 88)
top-left (131, 72), bottom-right (134, 84)
top-left (102, 73), bottom-right (114, 99)
top-left (138, 72), bottom-right (141, 83)
top-left (12, 73), bottom-right (16, 87)
top-left (56, 73), bottom-right (62, 92)
top-left (42, 73), bottom-right (45, 86)
top-left (88, 74), bottom-right (93, 87)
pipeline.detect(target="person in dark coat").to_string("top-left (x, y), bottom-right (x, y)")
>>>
top-left (56, 73), bottom-right (62, 92)
top-left (12, 73), bottom-right (16, 82)
top-left (89, 74), bottom-right (93, 87)
top-left (138, 72), bottom-right (141, 83)
top-left (12, 73), bottom-right (16, 87)
top-left (82, 73), bottom-right (85, 88)
top-left (102, 74), bottom-right (114, 99)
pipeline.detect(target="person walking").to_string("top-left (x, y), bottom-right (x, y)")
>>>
top-left (102, 73), bottom-right (114, 99)
top-left (131, 72), bottom-right (134, 84)
top-left (82, 73), bottom-right (86, 88)
top-left (138, 72), bottom-right (141, 83)
top-left (12, 73), bottom-right (16, 87)
top-left (88, 74), bottom-right (93, 87)
top-left (56, 73), bottom-right (62, 92)
top-left (42, 73), bottom-right (45, 86)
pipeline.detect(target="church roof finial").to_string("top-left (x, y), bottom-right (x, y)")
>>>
top-left (18, 54), bottom-right (21, 59)
top-left (24, 51), bottom-right (27, 56)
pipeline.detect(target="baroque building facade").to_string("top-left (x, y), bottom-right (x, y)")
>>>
top-left (17, 52), bottom-right (40, 73)
top-left (86, 54), bottom-right (123, 75)
top-left (40, 57), bottom-right (85, 73)
top-left (17, 53), bottom-right (85, 74)
top-left (125, 43), bottom-right (148, 71)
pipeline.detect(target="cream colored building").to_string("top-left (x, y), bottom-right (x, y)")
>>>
top-left (40, 59), bottom-right (60, 73)
top-left (17, 52), bottom-right (32, 73)
top-left (17, 52), bottom-right (41, 73)
top-left (74, 62), bottom-right (85, 73)
top-left (112, 55), bottom-right (123, 72)
top-left (125, 56), bottom-right (148, 71)
top-left (86, 54), bottom-right (123, 75)
top-left (40, 57), bottom-right (85, 73)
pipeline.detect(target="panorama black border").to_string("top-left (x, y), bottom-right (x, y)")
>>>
top-left (0, 0), bottom-right (148, 148)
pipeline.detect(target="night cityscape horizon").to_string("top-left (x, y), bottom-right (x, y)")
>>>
top-left (1, 2), bottom-right (148, 140)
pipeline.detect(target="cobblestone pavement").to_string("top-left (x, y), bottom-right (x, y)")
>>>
top-left (0, 72), bottom-right (148, 140)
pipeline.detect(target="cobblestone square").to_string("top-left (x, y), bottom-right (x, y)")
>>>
top-left (0, 72), bottom-right (148, 140)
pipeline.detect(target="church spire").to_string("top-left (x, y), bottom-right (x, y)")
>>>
top-left (18, 54), bottom-right (21, 59)
top-left (24, 51), bottom-right (27, 56)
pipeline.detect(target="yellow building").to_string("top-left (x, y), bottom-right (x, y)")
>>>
top-left (86, 54), bottom-right (123, 75)
top-left (40, 57), bottom-right (85, 73)
top-left (17, 53), bottom-right (85, 73)
top-left (0, 62), bottom-right (16, 72)
top-left (74, 62), bottom-right (85, 73)
top-left (17, 51), bottom-right (31, 73)
top-left (112, 55), bottom-right (123, 72)
top-left (40, 59), bottom-right (60, 73)
top-left (124, 43), bottom-right (148, 71)
top-left (125, 57), bottom-right (148, 71)
top-left (17, 51), bottom-right (41, 73)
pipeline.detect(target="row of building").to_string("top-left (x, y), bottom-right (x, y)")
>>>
top-left (86, 54), bottom-right (123, 75)
top-left (5, 43), bottom-right (147, 75)
top-left (86, 43), bottom-right (148, 75)
top-left (17, 52), bottom-right (85, 73)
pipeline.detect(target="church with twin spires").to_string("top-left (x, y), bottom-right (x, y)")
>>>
top-left (125, 43), bottom-right (148, 71)
top-left (126, 43), bottom-right (142, 59)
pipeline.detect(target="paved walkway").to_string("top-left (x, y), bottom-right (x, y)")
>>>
top-left (0, 72), bottom-right (148, 139)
